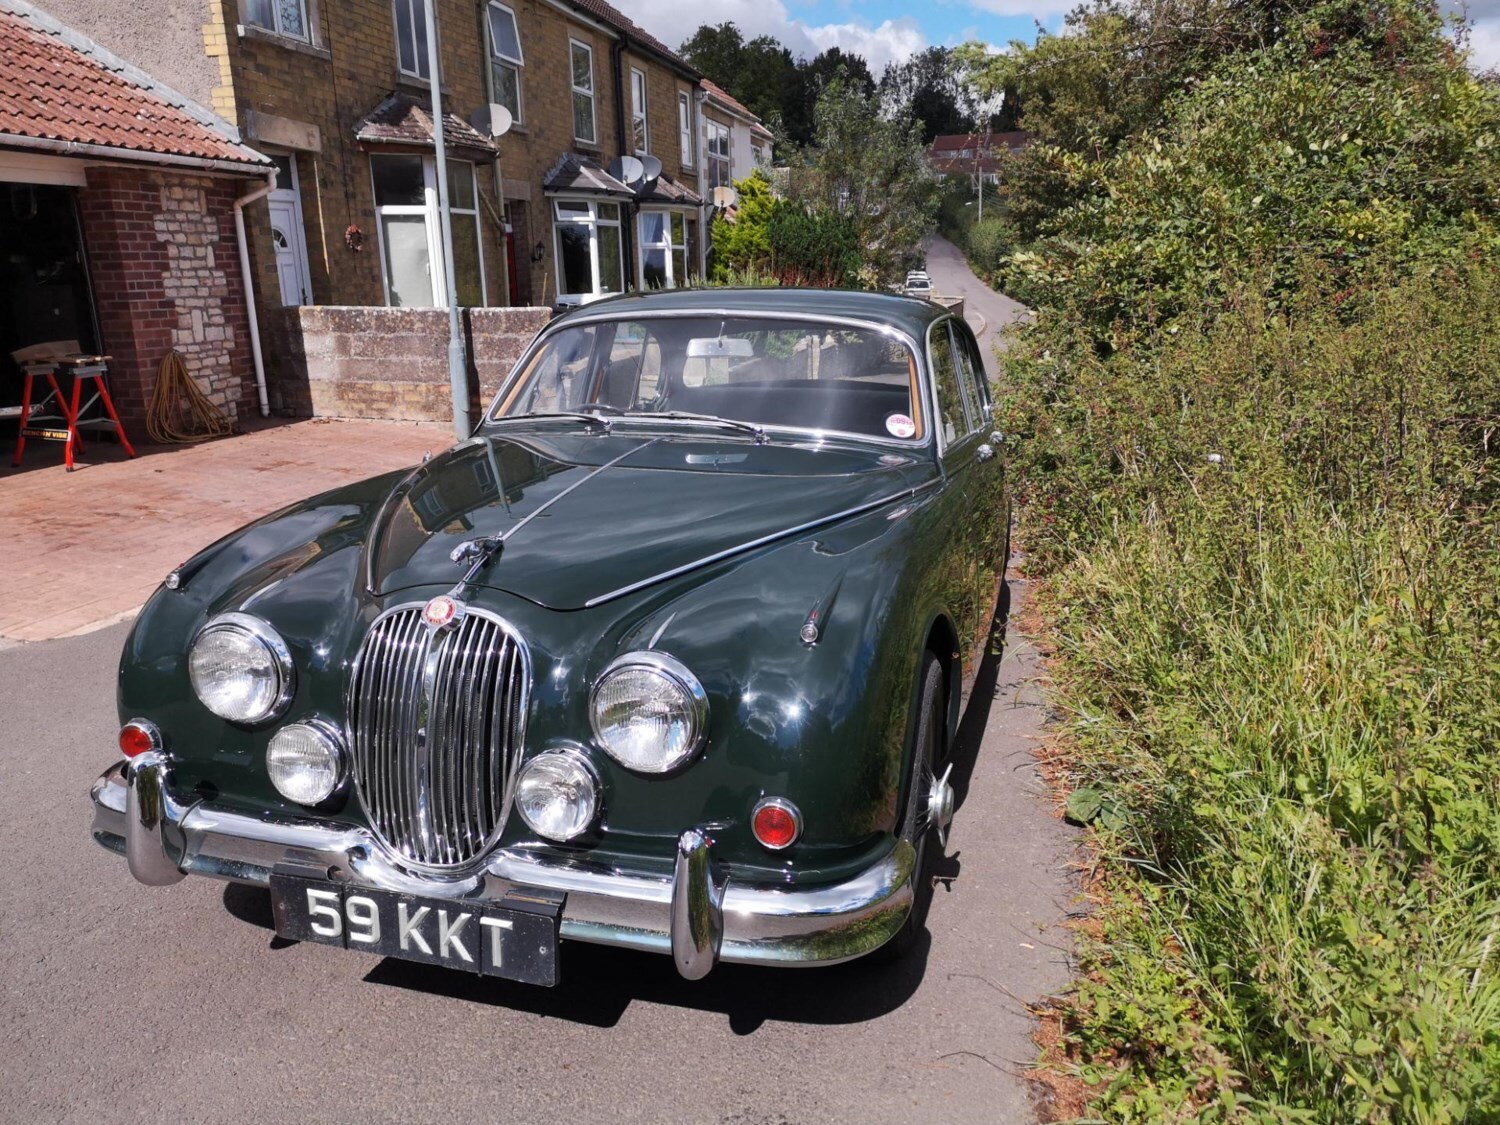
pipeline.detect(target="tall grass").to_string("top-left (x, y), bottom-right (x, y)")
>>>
top-left (1001, 266), bottom-right (1500, 1119)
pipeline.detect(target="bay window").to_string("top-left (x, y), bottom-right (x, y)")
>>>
top-left (638, 210), bottom-right (689, 290)
top-left (486, 2), bottom-right (524, 123)
top-left (371, 154), bottom-right (486, 308)
top-left (570, 40), bottom-right (595, 144)
top-left (393, 0), bottom-right (430, 80)
top-left (553, 199), bottom-right (624, 302)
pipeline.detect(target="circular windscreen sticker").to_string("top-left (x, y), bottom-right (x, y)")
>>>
top-left (885, 413), bottom-right (916, 439)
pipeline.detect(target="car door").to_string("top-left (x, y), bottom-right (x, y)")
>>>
top-left (927, 318), bottom-right (990, 678)
top-left (950, 318), bottom-right (1008, 641)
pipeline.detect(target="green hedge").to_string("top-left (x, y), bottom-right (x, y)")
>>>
top-left (1000, 266), bottom-right (1500, 1118)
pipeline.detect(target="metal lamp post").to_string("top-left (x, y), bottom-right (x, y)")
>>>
top-left (421, 0), bottom-right (470, 440)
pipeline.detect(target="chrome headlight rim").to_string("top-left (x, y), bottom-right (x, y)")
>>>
top-left (589, 649), bottom-right (709, 775)
top-left (266, 718), bottom-right (346, 807)
top-left (188, 611), bottom-right (295, 726)
top-left (515, 746), bottom-right (602, 843)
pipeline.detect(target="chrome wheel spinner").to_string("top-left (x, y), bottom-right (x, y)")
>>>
top-left (926, 762), bottom-right (955, 848)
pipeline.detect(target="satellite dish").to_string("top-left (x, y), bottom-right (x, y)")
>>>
top-left (608, 155), bottom-right (645, 184)
top-left (712, 185), bottom-right (738, 209)
top-left (468, 103), bottom-right (512, 137)
top-left (640, 155), bottom-right (663, 182)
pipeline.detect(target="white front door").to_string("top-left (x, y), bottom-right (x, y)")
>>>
top-left (267, 154), bottom-right (313, 307)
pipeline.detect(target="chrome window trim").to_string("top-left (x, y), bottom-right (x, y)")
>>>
top-left (343, 601), bottom-right (533, 878)
top-left (189, 611), bottom-right (297, 726)
top-left (589, 649), bottom-right (710, 773)
top-left (482, 309), bottom-right (939, 454)
top-left (925, 315), bottom-right (983, 457)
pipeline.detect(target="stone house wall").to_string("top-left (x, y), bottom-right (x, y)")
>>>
top-left (273, 304), bottom-right (549, 421)
top-left (77, 164), bottom-right (257, 428)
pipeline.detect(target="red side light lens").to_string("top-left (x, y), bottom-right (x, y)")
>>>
top-left (751, 799), bottom-right (801, 850)
top-left (118, 721), bottom-right (158, 758)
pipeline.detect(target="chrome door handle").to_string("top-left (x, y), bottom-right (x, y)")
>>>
top-left (977, 444), bottom-right (994, 462)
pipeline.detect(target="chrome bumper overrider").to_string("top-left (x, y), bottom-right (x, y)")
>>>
top-left (90, 754), bottom-right (915, 978)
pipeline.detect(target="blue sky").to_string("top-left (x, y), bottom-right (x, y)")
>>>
top-left (612, 0), bottom-right (1499, 75)
top-left (611, 0), bottom-right (1072, 73)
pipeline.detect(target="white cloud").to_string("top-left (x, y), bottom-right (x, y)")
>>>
top-left (965, 0), bottom-right (1075, 15)
top-left (609, 0), bottom-right (930, 72)
top-left (1461, 18), bottom-right (1500, 69)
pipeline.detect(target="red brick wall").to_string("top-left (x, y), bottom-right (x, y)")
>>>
top-left (77, 165), bottom-right (258, 430)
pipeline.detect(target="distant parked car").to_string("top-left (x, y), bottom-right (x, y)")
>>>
top-left (90, 287), bottom-right (1008, 986)
top-left (904, 271), bottom-right (933, 298)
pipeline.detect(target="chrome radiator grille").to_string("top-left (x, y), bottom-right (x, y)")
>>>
top-left (347, 605), bottom-right (529, 870)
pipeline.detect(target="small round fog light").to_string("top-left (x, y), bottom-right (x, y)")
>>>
top-left (266, 721), bottom-right (343, 806)
top-left (516, 750), bottom-right (599, 842)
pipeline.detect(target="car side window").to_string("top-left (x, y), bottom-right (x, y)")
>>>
top-left (929, 324), bottom-right (968, 446)
top-left (948, 322), bottom-right (984, 434)
top-left (599, 322), bottom-right (662, 408)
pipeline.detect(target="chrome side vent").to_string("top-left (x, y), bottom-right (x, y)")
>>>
top-left (347, 605), bottom-right (529, 871)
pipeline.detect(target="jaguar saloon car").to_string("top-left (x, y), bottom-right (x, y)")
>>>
top-left (89, 288), bottom-right (1008, 985)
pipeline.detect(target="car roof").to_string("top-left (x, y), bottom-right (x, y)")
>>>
top-left (555, 286), bottom-right (952, 342)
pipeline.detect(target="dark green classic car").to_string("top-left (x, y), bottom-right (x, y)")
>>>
top-left (90, 288), bottom-right (1008, 984)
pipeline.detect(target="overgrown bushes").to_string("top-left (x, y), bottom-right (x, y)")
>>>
top-left (972, 0), bottom-right (1500, 1115)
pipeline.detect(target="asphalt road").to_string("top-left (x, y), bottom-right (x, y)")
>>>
top-left (0, 573), bottom-right (1075, 1125)
top-left (922, 234), bottom-right (1031, 356)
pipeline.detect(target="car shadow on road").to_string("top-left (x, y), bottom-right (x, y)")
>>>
top-left (218, 585), bottom-right (1014, 1035)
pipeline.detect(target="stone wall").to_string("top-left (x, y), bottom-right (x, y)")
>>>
top-left (270, 305), bottom-right (550, 422)
top-left (77, 164), bottom-right (256, 428)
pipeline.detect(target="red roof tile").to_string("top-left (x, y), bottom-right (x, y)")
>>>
top-left (0, 1), bottom-right (267, 169)
top-left (564, 0), bottom-right (698, 76)
top-left (701, 79), bottom-right (757, 122)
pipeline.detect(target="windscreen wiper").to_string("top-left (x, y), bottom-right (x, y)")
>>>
top-left (489, 409), bottom-right (616, 431)
top-left (623, 410), bottom-right (767, 444)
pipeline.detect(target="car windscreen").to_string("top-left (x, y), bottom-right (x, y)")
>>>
top-left (490, 316), bottom-right (924, 442)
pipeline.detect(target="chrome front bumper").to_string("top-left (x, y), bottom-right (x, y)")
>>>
top-left (90, 754), bottom-right (915, 979)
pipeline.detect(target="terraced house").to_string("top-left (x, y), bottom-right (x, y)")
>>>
top-left (40, 0), bottom-right (754, 325)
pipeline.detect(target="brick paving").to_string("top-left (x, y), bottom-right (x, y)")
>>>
top-left (0, 418), bottom-right (447, 644)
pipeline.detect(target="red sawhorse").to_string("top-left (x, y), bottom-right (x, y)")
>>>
top-left (11, 354), bottom-right (136, 471)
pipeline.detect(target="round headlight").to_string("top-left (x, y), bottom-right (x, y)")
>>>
top-left (516, 750), bottom-right (599, 842)
top-left (589, 651), bottom-right (708, 774)
top-left (188, 614), bottom-right (293, 724)
top-left (266, 721), bottom-right (343, 806)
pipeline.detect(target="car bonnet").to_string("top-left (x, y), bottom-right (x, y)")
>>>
top-left (364, 429), bottom-right (927, 610)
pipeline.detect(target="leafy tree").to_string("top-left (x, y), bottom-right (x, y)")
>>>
top-left (784, 77), bottom-right (938, 286)
top-left (768, 207), bottom-right (860, 287)
top-left (709, 169), bottom-right (777, 280)
top-left (679, 22), bottom-right (746, 93)
top-left (879, 47), bottom-right (977, 142)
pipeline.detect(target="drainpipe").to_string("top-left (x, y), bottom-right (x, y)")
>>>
top-left (611, 36), bottom-right (637, 291)
top-left (233, 168), bottom-right (278, 417)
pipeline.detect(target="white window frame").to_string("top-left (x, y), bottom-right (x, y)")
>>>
top-left (630, 67), bottom-right (648, 155)
top-left (244, 0), bottom-right (311, 41)
top-left (486, 1), bottom-right (525, 123)
top-left (678, 91), bottom-right (692, 169)
top-left (371, 154), bottom-right (487, 308)
top-left (706, 119), bottom-right (731, 190)
top-left (636, 208), bottom-right (690, 290)
top-left (393, 0), bottom-right (430, 80)
top-left (552, 198), bottom-right (624, 304)
top-left (569, 39), bottom-right (596, 145)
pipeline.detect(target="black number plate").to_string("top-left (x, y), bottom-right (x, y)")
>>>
top-left (269, 872), bottom-right (563, 986)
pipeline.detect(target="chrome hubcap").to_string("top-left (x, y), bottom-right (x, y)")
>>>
top-left (926, 762), bottom-right (955, 848)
